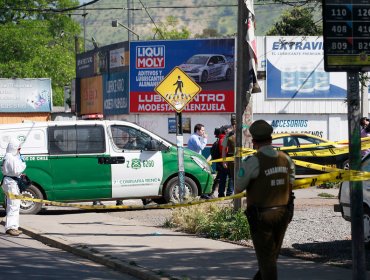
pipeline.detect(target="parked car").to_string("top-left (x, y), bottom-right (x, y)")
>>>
top-left (0, 120), bottom-right (214, 214)
top-left (271, 133), bottom-right (348, 176)
top-left (336, 154), bottom-right (370, 246)
top-left (178, 54), bottom-right (232, 83)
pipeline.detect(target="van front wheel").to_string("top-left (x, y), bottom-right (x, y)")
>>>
top-left (164, 177), bottom-right (198, 203)
top-left (20, 185), bottom-right (43, 215)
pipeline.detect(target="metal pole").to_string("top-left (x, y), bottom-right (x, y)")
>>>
top-left (176, 112), bottom-right (185, 202)
top-left (74, 35), bottom-right (80, 54)
top-left (83, 7), bottom-right (86, 52)
top-left (127, 0), bottom-right (131, 42)
top-left (234, 0), bottom-right (250, 211)
top-left (361, 73), bottom-right (369, 118)
top-left (347, 72), bottom-right (367, 280)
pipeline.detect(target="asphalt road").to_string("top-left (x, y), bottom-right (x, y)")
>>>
top-left (0, 226), bottom-right (138, 280)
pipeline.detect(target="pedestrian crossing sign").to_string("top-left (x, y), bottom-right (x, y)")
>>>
top-left (154, 66), bottom-right (202, 113)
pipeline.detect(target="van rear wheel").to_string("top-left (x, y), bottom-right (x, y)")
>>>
top-left (164, 177), bottom-right (198, 203)
top-left (20, 185), bottom-right (43, 215)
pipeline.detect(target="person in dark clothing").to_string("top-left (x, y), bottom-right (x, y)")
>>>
top-left (236, 120), bottom-right (295, 280)
top-left (218, 125), bottom-right (234, 197)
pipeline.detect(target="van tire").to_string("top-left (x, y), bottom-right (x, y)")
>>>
top-left (152, 198), bottom-right (166, 205)
top-left (20, 185), bottom-right (43, 215)
top-left (342, 159), bottom-right (349, 170)
top-left (164, 176), bottom-right (198, 203)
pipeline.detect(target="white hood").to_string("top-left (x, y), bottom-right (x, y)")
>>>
top-left (6, 138), bottom-right (21, 156)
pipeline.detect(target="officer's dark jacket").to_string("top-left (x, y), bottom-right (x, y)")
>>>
top-left (247, 151), bottom-right (292, 208)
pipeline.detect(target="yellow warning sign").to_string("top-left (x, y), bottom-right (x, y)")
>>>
top-left (154, 67), bottom-right (202, 112)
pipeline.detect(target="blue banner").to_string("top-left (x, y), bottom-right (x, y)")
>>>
top-left (103, 71), bottom-right (129, 115)
top-left (129, 38), bottom-right (235, 113)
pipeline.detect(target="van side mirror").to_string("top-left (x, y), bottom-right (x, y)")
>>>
top-left (145, 140), bottom-right (158, 151)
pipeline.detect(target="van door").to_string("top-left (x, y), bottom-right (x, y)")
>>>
top-left (48, 125), bottom-right (112, 201)
top-left (109, 125), bottom-right (164, 198)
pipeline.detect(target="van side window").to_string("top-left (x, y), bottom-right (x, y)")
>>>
top-left (48, 125), bottom-right (105, 154)
top-left (111, 125), bottom-right (160, 151)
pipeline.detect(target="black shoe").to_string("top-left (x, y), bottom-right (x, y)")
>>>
top-left (6, 229), bottom-right (20, 236)
top-left (116, 200), bottom-right (123, 206)
top-left (93, 201), bottom-right (104, 206)
top-left (201, 194), bottom-right (211, 199)
top-left (142, 199), bottom-right (151, 206)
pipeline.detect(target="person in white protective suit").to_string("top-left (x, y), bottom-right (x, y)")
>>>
top-left (1, 138), bottom-right (26, 236)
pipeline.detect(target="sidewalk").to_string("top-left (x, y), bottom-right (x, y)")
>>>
top-left (12, 188), bottom-right (365, 280)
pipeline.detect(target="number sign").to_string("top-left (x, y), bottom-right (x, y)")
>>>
top-left (323, 0), bottom-right (370, 72)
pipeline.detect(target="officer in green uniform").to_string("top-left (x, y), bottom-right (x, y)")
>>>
top-left (235, 120), bottom-right (295, 280)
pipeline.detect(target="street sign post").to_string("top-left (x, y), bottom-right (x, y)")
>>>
top-left (154, 67), bottom-right (202, 201)
top-left (323, 1), bottom-right (368, 278)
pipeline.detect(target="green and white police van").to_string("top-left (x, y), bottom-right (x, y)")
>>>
top-left (0, 120), bottom-right (213, 214)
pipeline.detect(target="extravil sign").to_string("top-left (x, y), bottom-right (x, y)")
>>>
top-left (130, 39), bottom-right (235, 113)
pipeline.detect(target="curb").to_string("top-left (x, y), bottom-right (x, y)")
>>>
top-left (17, 224), bottom-right (175, 280)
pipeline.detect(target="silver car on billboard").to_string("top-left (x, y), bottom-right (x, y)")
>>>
top-left (179, 54), bottom-right (232, 83)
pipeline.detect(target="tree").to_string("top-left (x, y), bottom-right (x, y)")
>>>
top-left (195, 28), bottom-right (221, 38)
top-left (266, 6), bottom-right (322, 36)
top-left (153, 16), bottom-right (190, 40)
top-left (0, 0), bottom-right (81, 106)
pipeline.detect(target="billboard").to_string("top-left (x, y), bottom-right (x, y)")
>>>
top-left (266, 36), bottom-right (347, 99)
top-left (130, 38), bottom-right (235, 113)
top-left (76, 42), bottom-right (130, 116)
top-left (103, 71), bottom-right (129, 115)
top-left (0, 78), bottom-right (52, 113)
top-left (80, 76), bottom-right (103, 115)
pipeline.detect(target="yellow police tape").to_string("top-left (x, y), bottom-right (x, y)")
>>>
top-left (5, 158), bottom-right (370, 211)
top-left (5, 163), bottom-right (369, 210)
top-left (6, 136), bottom-right (370, 211)
top-left (6, 192), bottom-right (246, 211)
top-left (209, 139), bottom-right (370, 163)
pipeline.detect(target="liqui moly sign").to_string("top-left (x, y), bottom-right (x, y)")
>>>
top-left (136, 45), bottom-right (165, 69)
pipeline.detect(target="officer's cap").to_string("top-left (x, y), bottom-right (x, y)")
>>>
top-left (249, 120), bottom-right (273, 141)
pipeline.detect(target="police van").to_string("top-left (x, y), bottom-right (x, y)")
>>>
top-left (0, 120), bottom-right (213, 214)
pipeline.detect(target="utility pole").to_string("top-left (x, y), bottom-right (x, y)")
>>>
top-left (83, 7), bottom-right (87, 52)
top-left (74, 35), bottom-right (80, 54)
top-left (127, 0), bottom-right (131, 42)
top-left (234, 0), bottom-right (250, 210)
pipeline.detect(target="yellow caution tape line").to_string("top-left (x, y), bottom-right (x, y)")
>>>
top-left (209, 148), bottom-right (255, 163)
top-left (292, 159), bottom-right (343, 173)
top-left (274, 142), bottom-right (338, 152)
top-left (209, 142), bottom-right (370, 163)
top-left (286, 140), bottom-right (370, 157)
top-left (294, 169), bottom-right (370, 189)
top-left (6, 192), bottom-right (246, 210)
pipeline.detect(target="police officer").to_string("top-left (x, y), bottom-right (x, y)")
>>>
top-left (235, 120), bottom-right (295, 280)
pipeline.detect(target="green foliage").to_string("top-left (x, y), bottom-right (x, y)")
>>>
top-left (154, 16), bottom-right (190, 39)
top-left (165, 204), bottom-right (251, 241)
top-left (195, 28), bottom-right (221, 38)
top-left (0, 0), bottom-right (81, 106)
top-left (267, 6), bottom-right (322, 36)
top-left (317, 192), bottom-right (336, 198)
